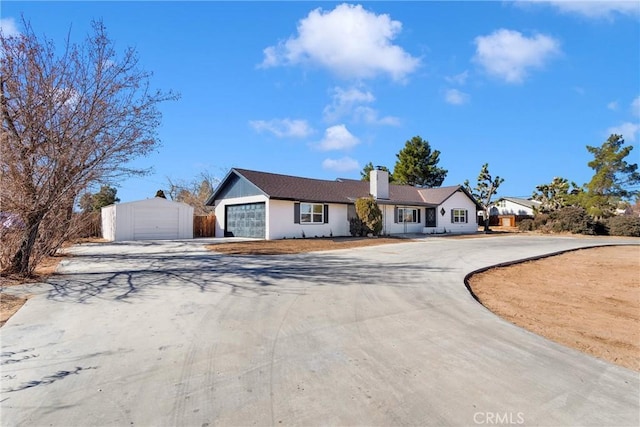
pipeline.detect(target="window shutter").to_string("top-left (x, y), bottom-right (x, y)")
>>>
top-left (294, 203), bottom-right (300, 224)
top-left (394, 207), bottom-right (398, 223)
top-left (324, 204), bottom-right (329, 223)
top-left (465, 210), bottom-right (468, 223)
top-left (451, 209), bottom-right (454, 223)
top-left (418, 209), bottom-right (421, 223)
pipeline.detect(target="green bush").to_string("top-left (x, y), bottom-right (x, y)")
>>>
top-left (548, 206), bottom-right (595, 235)
top-left (355, 196), bottom-right (383, 236)
top-left (606, 215), bottom-right (640, 237)
top-left (518, 218), bottom-right (534, 231)
top-left (349, 217), bottom-right (369, 237)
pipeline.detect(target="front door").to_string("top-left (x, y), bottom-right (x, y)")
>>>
top-left (425, 208), bottom-right (437, 227)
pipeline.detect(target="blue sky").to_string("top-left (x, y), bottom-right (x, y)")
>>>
top-left (2, 1), bottom-right (639, 202)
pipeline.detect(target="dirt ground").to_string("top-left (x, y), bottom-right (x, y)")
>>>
top-left (206, 231), bottom-right (525, 255)
top-left (0, 253), bottom-right (68, 326)
top-left (468, 245), bottom-right (640, 372)
top-left (206, 236), bottom-right (412, 255)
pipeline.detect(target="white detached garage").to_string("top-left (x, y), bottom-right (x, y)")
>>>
top-left (101, 197), bottom-right (194, 241)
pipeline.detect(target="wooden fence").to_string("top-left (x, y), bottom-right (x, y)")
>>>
top-left (194, 214), bottom-right (216, 238)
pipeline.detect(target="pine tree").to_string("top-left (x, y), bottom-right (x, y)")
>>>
top-left (582, 134), bottom-right (640, 218)
top-left (393, 136), bottom-right (447, 187)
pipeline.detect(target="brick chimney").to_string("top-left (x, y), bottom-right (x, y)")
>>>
top-left (370, 168), bottom-right (389, 200)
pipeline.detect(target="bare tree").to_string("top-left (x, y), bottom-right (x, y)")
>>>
top-left (166, 171), bottom-right (220, 215)
top-left (1, 20), bottom-right (177, 275)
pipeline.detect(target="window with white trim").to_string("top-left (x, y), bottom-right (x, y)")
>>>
top-left (301, 203), bottom-right (324, 223)
top-left (452, 209), bottom-right (467, 223)
top-left (397, 207), bottom-right (419, 223)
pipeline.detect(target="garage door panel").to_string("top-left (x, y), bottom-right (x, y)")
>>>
top-left (225, 203), bottom-right (265, 238)
top-left (133, 208), bottom-right (179, 240)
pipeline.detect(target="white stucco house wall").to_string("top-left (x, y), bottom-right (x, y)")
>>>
top-left (489, 197), bottom-right (541, 217)
top-left (206, 168), bottom-right (481, 240)
top-left (101, 197), bottom-right (194, 241)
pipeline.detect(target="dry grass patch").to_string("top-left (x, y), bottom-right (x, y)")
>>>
top-left (468, 245), bottom-right (640, 371)
top-left (0, 252), bottom-right (70, 327)
top-left (0, 294), bottom-right (27, 327)
top-left (207, 237), bottom-right (411, 255)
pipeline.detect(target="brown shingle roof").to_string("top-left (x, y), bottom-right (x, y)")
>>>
top-left (212, 168), bottom-right (477, 207)
top-left (233, 168), bottom-right (366, 204)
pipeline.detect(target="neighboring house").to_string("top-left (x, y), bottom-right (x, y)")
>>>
top-left (489, 197), bottom-right (541, 216)
top-left (487, 197), bottom-right (541, 227)
top-left (101, 197), bottom-right (194, 241)
top-left (206, 168), bottom-right (481, 239)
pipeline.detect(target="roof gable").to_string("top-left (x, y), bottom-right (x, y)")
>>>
top-left (420, 186), bottom-right (483, 210)
top-left (213, 170), bottom-right (265, 201)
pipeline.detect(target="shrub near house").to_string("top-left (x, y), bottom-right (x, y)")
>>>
top-left (606, 215), bottom-right (640, 237)
top-left (520, 206), bottom-right (640, 237)
top-left (354, 197), bottom-right (383, 236)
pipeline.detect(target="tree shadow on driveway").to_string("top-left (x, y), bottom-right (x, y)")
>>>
top-left (45, 249), bottom-right (453, 304)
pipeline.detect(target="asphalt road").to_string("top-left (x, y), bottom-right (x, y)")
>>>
top-left (1, 235), bottom-right (638, 427)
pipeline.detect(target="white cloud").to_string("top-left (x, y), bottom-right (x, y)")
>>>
top-left (333, 86), bottom-right (376, 105)
top-left (353, 106), bottom-right (401, 125)
top-left (249, 118), bottom-right (314, 138)
top-left (322, 156), bottom-right (360, 172)
top-left (324, 86), bottom-right (375, 122)
top-left (519, 1), bottom-right (640, 20)
top-left (315, 124), bottom-right (360, 151)
top-left (0, 18), bottom-right (19, 37)
top-left (444, 89), bottom-right (470, 105)
top-left (473, 29), bottom-right (561, 84)
top-left (607, 122), bottom-right (640, 142)
top-left (607, 101), bottom-right (619, 111)
top-left (323, 85), bottom-right (399, 125)
top-left (260, 46), bottom-right (279, 68)
top-left (445, 71), bottom-right (469, 85)
top-left (259, 3), bottom-right (420, 81)
top-left (631, 96), bottom-right (640, 117)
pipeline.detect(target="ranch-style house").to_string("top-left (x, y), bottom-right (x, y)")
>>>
top-left (206, 168), bottom-right (482, 239)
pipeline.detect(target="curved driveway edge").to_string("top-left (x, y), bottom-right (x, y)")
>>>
top-left (463, 243), bottom-right (640, 304)
top-left (1, 235), bottom-right (639, 426)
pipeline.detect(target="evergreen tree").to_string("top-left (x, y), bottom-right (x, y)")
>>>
top-left (582, 134), bottom-right (640, 218)
top-left (360, 162), bottom-right (393, 182)
top-left (79, 186), bottom-right (120, 213)
top-left (393, 136), bottom-right (447, 187)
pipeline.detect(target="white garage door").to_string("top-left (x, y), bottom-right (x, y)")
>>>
top-left (133, 207), bottom-right (180, 240)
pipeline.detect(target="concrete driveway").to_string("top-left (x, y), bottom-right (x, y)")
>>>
top-left (1, 235), bottom-right (638, 426)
